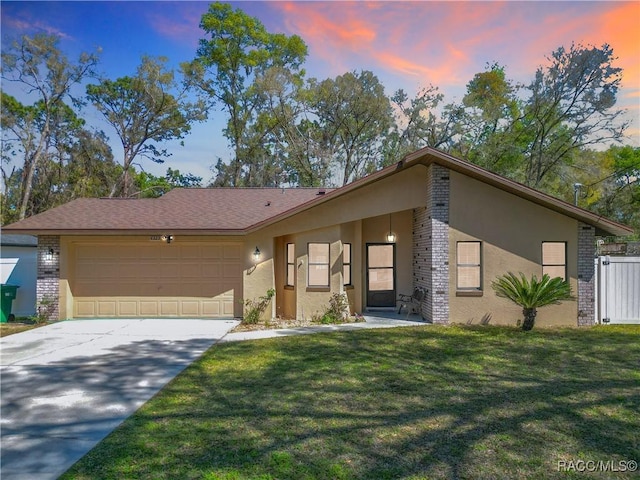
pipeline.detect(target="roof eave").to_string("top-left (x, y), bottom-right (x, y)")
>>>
top-left (1, 228), bottom-right (248, 236)
top-left (414, 147), bottom-right (634, 237)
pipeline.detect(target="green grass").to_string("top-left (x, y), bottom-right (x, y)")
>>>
top-left (0, 319), bottom-right (41, 337)
top-left (61, 325), bottom-right (640, 480)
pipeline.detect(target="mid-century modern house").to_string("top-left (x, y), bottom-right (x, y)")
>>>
top-left (3, 147), bottom-right (633, 327)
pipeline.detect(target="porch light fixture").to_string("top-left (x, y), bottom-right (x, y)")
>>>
top-left (161, 235), bottom-right (174, 244)
top-left (253, 246), bottom-right (261, 262)
top-left (386, 214), bottom-right (396, 243)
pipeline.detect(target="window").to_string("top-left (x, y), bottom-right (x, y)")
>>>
top-left (286, 243), bottom-right (295, 287)
top-left (542, 242), bottom-right (566, 280)
top-left (343, 243), bottom-right (352, 286)
top-left (457, 241), bottom-right (482, 290)
top-left (308, 243), bottom-right (330, 287)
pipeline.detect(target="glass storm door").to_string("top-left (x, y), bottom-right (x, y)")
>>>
top-left (366, 243), bottom-right (396, 307)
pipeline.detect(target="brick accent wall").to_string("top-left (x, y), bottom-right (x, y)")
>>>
top-left (413, 164), bottom-right (450, 323)
top-left (37, 236), bottom-right (60, 321)
top-left (577, 223), bottom-right (596, 326)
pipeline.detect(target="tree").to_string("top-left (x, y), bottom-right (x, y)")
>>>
top-left (310, 70), bottom-right (393, 185)
top-left (1, 33), bottom-right (99, 219)
top-left (587, 146), bottom-right (640, 236)
top-left (132, 168), bottom-right (203, 198)
top-left (249, 66), bottom-right (331, 187)
top-left (183, 2), bottom-right (307, 186)
top-left (456, 63), bottom-right (524, 176)
top-left (385, 85), bottom-right (465, 164)
top-left (86, 56), bottom-right (204, 197)
top-left (1, 93), bottom-right (87, 222)
top-left (491, 273), bottom-right (573, 331)
top-left (519, 43), bottom-right (627, 189)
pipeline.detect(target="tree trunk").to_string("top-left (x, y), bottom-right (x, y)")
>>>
top-left (522, 308), bottom-right (537, 331)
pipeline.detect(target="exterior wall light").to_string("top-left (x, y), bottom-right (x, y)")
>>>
top-left (161, 235), bottom-right (174, 244)
top-left (253, 246), bottom-right (261, 262)
top-left (386, 214), bottom-right (396, 243)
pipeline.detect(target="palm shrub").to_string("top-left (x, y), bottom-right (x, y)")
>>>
top-left (491, 272), bottom-right (573, 331)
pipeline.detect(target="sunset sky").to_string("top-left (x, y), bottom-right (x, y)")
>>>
top-left (2, 1), bottom-right (639, 182)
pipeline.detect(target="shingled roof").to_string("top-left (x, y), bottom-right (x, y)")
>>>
top-left (3, 147), bottom-right (633, 237)
top-left (2, 188), bottom-right (332, 235)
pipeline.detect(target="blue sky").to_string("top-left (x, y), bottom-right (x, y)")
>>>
top-left (2, 1), bottom-right (639, 183)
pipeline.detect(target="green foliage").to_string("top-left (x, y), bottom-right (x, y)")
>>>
top-left (242, 288), bottom-right (275, 325)
top-left (309, 70), bottom-right (393, 185)
top-left (492, 273), bottom-right (574, 330)
top-left (313, 292), bottom-right (351, 324)
top-left (31, 295), bottom-right (58, 324)
top-left (184, 2), bottom-right (307, 187)
top-left (1, 33), bottom-right (100, 220)
top-left (132, 168), bottom-right (203, 198)
top-left (60, 325), bottom-right (640, 480)
top-left (86, 55), bottom-right (205, 197)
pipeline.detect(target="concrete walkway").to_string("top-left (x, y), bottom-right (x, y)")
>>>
top-left (0, 314), bottom-right (425, 479)
top-left (222, 314), bottom-right (425, 342)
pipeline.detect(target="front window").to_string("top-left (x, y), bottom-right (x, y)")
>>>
top-left (343, 243), bottom-right (352, 286)
top-left (457, 241), bottom-right (482, 290)
top-left (286, 243), bottom-right (295, 287)
top-left (542, 242), bottom-right (566, 280)
top-left (308, 243), bottom-right (330, 287)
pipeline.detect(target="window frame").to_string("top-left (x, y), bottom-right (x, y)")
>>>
top-left (456, 241), bottom-right (482, 293)
top-left (307, 242), bottom-right (330, 288)
top-left (343, 243), bottom-right (352, 286)
top-left (286, 243), bottom-right (295, 287)
top-left (542, 241), bottom-right (567, 281)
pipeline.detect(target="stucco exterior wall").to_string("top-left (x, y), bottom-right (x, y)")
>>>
top-left (449, 171), bottom-right (579, 326)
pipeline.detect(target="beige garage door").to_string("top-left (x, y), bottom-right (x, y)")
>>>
top-left (72, 242), bottom-right (243, 318)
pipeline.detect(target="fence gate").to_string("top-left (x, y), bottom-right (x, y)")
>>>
top-left (596, 256), bottom-right (640, 324)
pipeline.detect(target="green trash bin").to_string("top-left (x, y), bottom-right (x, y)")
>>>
top-left (1, 284), bottom-right (19, 323)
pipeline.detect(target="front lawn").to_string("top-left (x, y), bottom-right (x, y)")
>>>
top-left (0, 319), bottom-right (41, 337)
top-left (62, 325), bottom-right (640, 479)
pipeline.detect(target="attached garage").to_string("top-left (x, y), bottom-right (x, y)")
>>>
top-left (70, 241), bottom-right (243, 318)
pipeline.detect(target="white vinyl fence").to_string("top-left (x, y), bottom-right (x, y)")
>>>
top-left (596, 256), bottom-right (640, 324)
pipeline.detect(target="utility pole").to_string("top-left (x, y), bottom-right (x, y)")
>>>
top-left (573, 183), bottom-right (583, 206)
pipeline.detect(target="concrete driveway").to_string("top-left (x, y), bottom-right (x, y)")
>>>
top-left (0, 318), bottom-right (239, 480)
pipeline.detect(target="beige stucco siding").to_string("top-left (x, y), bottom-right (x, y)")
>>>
top-left (241, 167), bottom-right (428, 320)
top-left (449, 172), bottom-right (578, 326)
top-left (252, 165), bottom-right (427, 239)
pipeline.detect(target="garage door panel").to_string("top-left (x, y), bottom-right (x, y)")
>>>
top-left (224, 245), bottom-right (241, 259)
top-left (202, 246), bottom-right (223, 259)
top-left (118, 301), bottom-right (138, 316)
top-left (180, 263), bottom-right (202, 277)
top-left (73, 242), bottom-right (243, 318)
top-left (181, 301), bottom-right (200, 316)
top-left (76, 301), bottom-right (95, 317)
top-left (159, 301), bottom-right (179, 316)
top-left (97, 301), bottom-right (117, 316)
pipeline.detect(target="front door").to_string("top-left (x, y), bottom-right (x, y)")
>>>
top-left (366, 243), bottom-right (396, 307)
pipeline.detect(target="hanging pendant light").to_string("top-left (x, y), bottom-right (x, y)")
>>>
top-left (386, 214), bottom-right (396, 243)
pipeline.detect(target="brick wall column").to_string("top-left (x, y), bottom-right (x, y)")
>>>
top-left (413, 164), bottom-right (450, 323)
top-left (37, 236), bottom-right (60, 321)
top-left (577, 223), bottom-right (596, 326)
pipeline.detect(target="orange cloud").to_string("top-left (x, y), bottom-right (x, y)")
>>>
top-left (597, 2), bottom-right (640, 94)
